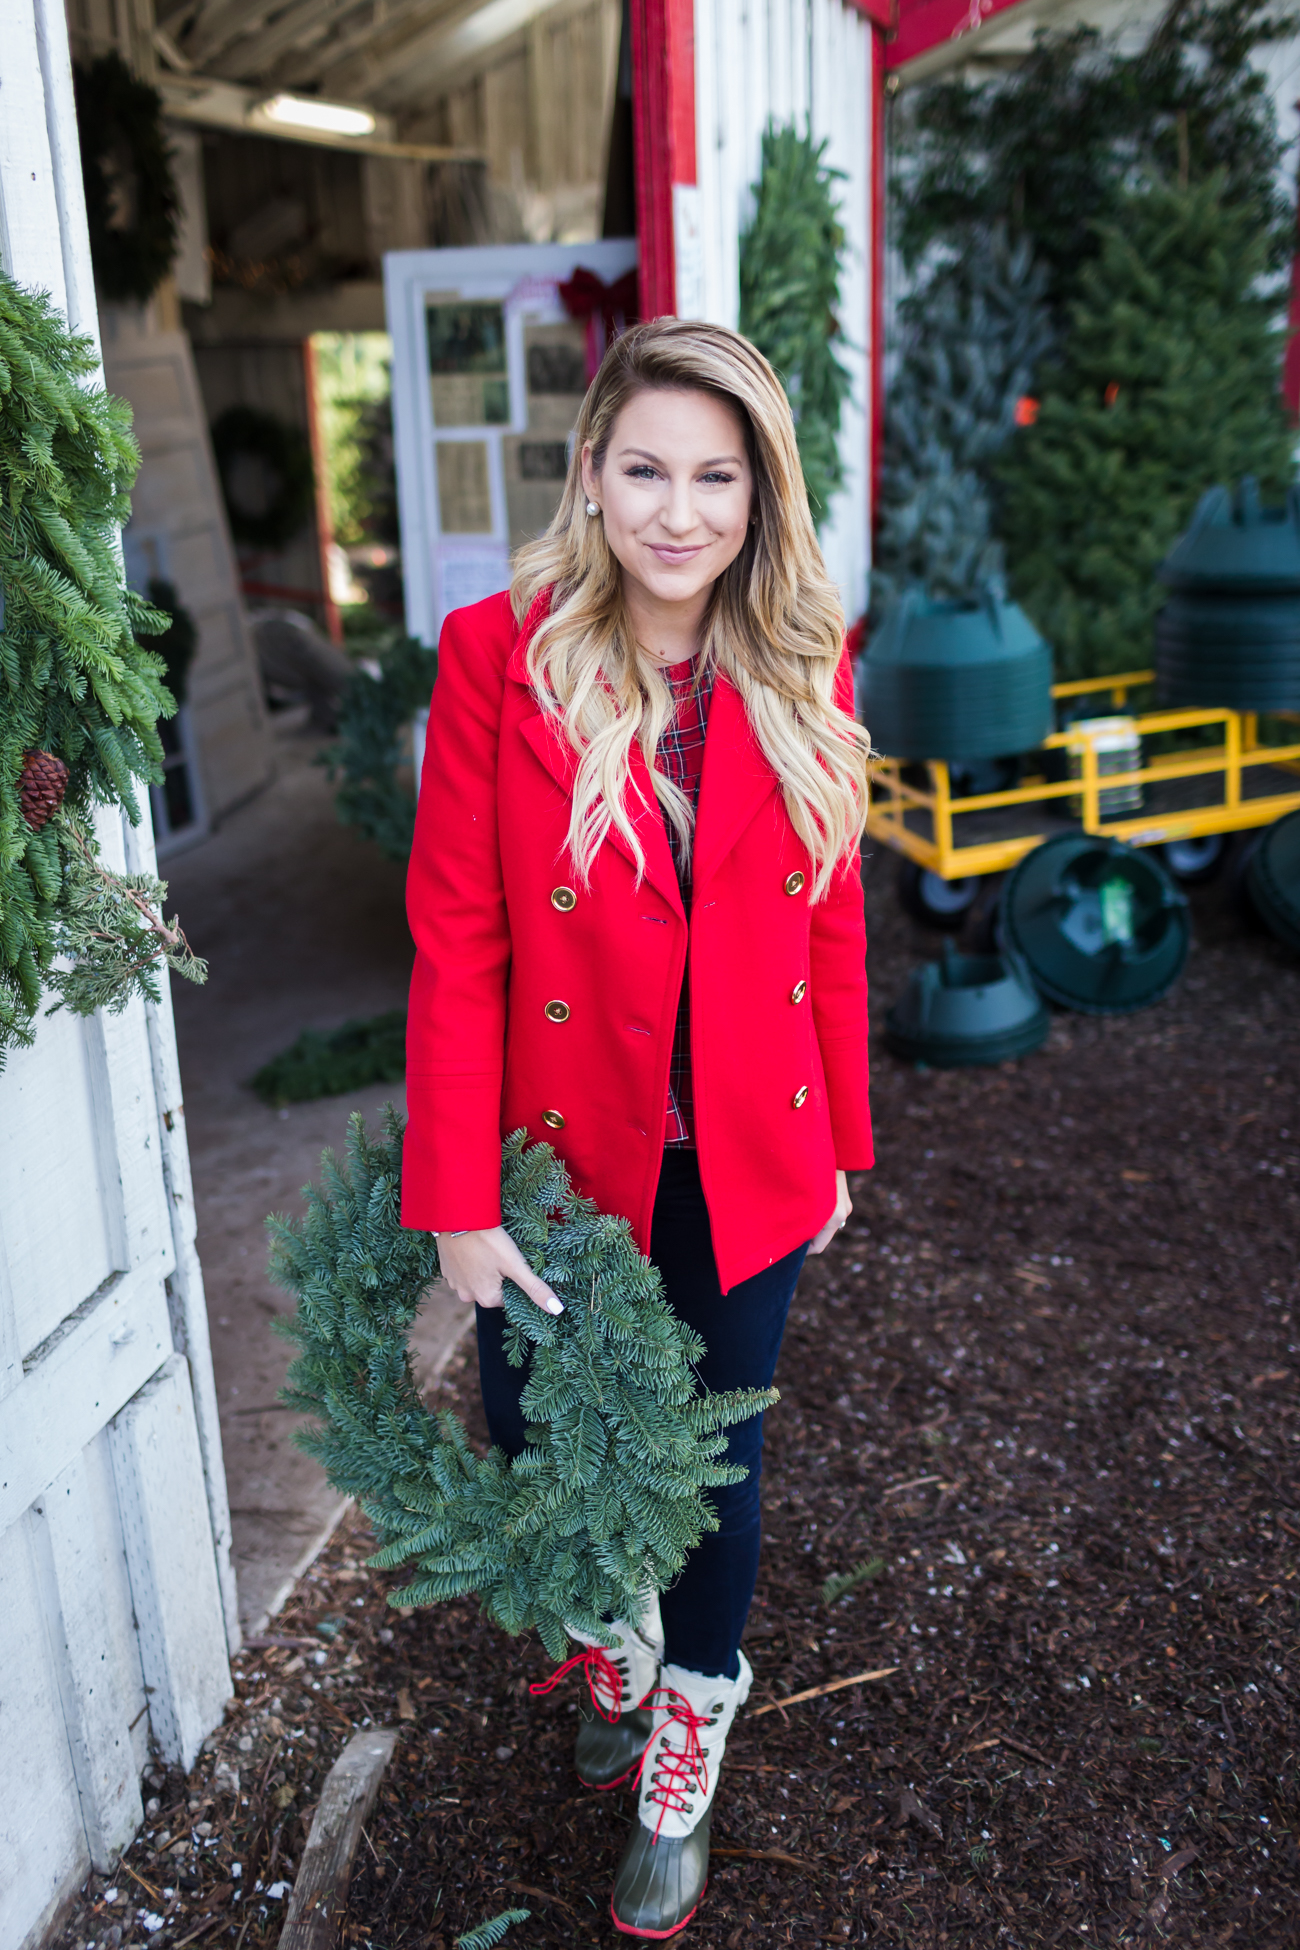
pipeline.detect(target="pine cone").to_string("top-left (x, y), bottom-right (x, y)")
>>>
top-left (19, 750), bottom-right (69, 832)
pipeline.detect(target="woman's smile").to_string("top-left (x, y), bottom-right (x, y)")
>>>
top-left (646, 541), bottom-right (709, 563)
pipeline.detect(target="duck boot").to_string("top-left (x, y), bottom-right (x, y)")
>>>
top-left (529, 1595), bottom-right (664, 1790)
top-left (610, 1650), bottom-right (753, 1938)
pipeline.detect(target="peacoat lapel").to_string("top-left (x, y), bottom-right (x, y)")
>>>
top-left (508, 638), bottom-right (685, 916)
top-left (692, 673), bottom-right (781, 896)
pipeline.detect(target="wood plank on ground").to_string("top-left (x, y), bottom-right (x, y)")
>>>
top-left (277, 1726), bottom-right (398, 1950)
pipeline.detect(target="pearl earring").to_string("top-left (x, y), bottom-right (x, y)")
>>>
top-left (586, 500), bottom-right (599, 516)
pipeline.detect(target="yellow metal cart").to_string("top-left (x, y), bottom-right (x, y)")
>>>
top-left (866, 670), bottom-right (1300, 901)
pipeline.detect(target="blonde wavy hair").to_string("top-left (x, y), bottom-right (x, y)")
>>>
top-left (511, 318), bottom-right (869, 900)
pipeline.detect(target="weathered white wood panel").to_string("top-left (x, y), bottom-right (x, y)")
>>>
top-left (0, 1259), bottom-right (173, 1540)
top-left (0, 5), bottom-right (236, 1944)
top-left (109, 1355), bottom-right (234, 1771)
top-left (104, 326), bottom-right (273, 831)
top-left (0, 4), bottom-right (67, 299)
top-left (30, 1446), bottom-right (147, 1868)
top-left (0, 1011), bottom-right (122, 1357)
top-left (692, 0), bottom-right (873, 621)
top-left (125, 800), bottom-right (241, 1649)
top-left (0, 1515), bottom-right (97, 1950)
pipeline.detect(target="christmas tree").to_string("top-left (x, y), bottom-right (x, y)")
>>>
top-left (997, 177), bottom-right (1294, 679)
top-left (271, 1114), bottom-right (777, 1660)
top-left (873, 226), bottom-right (1053, 602)
top-left (893, 0), bottom-right (1295, 323)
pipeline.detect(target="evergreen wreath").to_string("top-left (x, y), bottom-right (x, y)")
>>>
top-left (74, 53), bottom-right (180, 305)
top-left (319, 632), bottom-right (439, 862)
top-left (271, 1114), bottom-right (778, 1659)
top-left (739, 123), bottom-right (852, 526)
top-left (0, 273), bottom-right (203, 1064)
top-left (211, 404), bottom-right (316, 550)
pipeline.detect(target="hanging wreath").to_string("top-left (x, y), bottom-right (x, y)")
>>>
top-left (271, 1115), bottom-right (776, 1659)
top-left (0, 274), bottom-right (206, 1065)
top-left (211, 404), bottom-right (316, 550)
top-left (74, 53), bottom-right (180, 305)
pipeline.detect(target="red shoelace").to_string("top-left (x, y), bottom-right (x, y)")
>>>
top-left (529, 1643), bottom-right (626, 1722)
top-left (634, 1686), bottom-right (714, 1840)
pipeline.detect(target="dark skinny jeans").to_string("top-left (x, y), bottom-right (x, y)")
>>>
top-left (475, 1148), bottom-right (808, 1681)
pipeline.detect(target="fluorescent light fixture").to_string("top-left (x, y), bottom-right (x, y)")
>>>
top-left (259, 94), bottom-right (376, 137)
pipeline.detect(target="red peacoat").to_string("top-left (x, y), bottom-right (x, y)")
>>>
top-left (401, 589), bottom-right (873, 1293)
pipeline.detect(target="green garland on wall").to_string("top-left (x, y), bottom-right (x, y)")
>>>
top-left (0, 275), bottom-right (205, 1065)
top-left (739, 123), bottom-right (852, 527)
top-left (272, 1116), bottom-right (776, 1657)
top-left (74, 53), bottom-right (180, 305)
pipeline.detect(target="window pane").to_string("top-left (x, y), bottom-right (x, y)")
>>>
top-left (436, 440), bottom-right (493, 533)
top-left (426, 301), bottom-right (509, 427)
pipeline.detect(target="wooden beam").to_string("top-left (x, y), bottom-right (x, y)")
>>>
top-left (158, 74), bottom-right (480, 160)
top-left (320, 0), bottom-right (569, 107)
top-left (173, 0), bottom-right (277, 69)
top-left (277, 1727), bottom-right (399, 1950)
top-left (197, 0), bottom-right (360, 80)
top-left (235, 0), bottom-right (444, 92)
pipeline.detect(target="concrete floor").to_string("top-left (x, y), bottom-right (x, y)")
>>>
top-left (166, 720), bottom-right (471, 1635)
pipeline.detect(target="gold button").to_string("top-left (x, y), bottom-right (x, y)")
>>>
top-left (541, 1109), bottom-right (566, 1129)
top-left (544, 999), bottom-right (571, 1023)
top-left (790, 980), bottom-right (807, 1005)
top-left (791, 1085), bottom-right (809, 1108)
top-left (784, 870), bottom-right (806, 896)
top-left (551, 886), bottom-right (577, 911)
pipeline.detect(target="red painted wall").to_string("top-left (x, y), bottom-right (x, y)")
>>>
top-left (630, 0), bottom-right (697, 317)
top-left (886, 0), bottom-right (1028, 68)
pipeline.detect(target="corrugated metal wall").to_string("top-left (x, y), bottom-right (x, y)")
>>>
top-left (693, 0), bottom-right (874, 622)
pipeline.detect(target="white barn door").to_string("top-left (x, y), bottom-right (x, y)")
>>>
top-left (0, 8), bottom-right (235, 1946)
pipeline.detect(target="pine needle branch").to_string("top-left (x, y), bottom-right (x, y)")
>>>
top-left (45, 814), bottom-right (207, 1017)
top-left (455, 1908), bottom-right (531, 1950)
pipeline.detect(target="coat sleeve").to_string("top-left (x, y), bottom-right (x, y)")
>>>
top-left (401, 600), bottom-right (513, 1231)
top-left (809, 647), bottom-right (873, 1170)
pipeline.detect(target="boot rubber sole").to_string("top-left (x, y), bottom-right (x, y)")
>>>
top-left (577, 1761), bottom-right (640, 1791)
top-left (609, 1883), bottom-right (707, 1939)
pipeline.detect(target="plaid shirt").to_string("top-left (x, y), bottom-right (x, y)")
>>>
top-left (656, 658), bottom-right (713, 1147)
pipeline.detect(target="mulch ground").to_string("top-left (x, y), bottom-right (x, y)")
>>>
top-left (54, 847), bottom-right (1298, 1950)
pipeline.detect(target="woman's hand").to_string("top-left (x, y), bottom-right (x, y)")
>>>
top-left (437, 1227), bottom-right (565, 1315)
top-left (807, 1170), bottom-right (852, 1256)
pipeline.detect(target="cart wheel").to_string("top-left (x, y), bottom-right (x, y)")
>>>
top-left (1161, 834), bottom-right (1226, 885)
top-left (897, 859), bottom-right (980, 930)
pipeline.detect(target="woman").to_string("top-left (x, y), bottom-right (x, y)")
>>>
top-left (403, 318), bottom-right (872, 1938)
